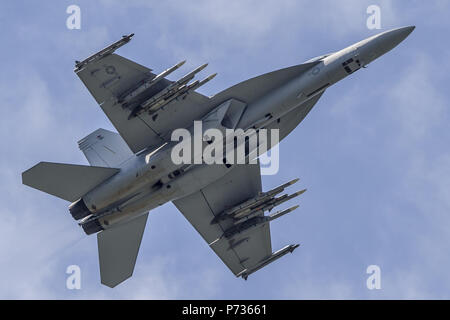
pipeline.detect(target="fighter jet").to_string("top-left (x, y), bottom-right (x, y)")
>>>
top-left (22, 27), bottom-right (414, 287)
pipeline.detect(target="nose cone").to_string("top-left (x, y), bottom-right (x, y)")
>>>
top-left (377, 26), bottom-right (415, 53)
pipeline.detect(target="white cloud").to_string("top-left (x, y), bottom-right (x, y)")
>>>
top-left (387, 54), bottom-right (446, 141)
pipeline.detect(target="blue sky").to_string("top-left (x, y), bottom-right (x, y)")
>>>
top-left (1, 0), bottom-right (450, 299)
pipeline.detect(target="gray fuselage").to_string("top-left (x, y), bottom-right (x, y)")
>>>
top-left (79, 26), bottom-right (414, 231)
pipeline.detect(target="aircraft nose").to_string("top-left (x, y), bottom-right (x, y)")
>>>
top-left (377, 26), bottom-right (415, 53)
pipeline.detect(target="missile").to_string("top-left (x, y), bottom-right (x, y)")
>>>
top-left (176, 63), bottom-right (208, 86)
top-left (147, 80), bottom-right (199, 112)
top-left (169, 73), bottom-right (217, 100)
top-left (128, 63), bottom-right (210, 118)
top-left (232, 188), bottom-right (306, 220)
top-left (233, 201), bottom-right (301, 225)
top-left (137, 83), bottom-right (181, 115)
top-left (231, 178), bottom-right (299, 215)
top-left (188, 73), bottom-right (217, 91)
top-left (231, 195), bottom-right (285, 219)
top-left (223, 205), bottom-right (300, 239)
top-left (145, 73), bottom-right (218, 113)
top-left (234, 189), bottom-right (306, 220)
top-left (237, 244), bottom-right (300, 280)
top-left (232, 208), bottom-right (264, 225)
top-left (119, 60), bottom-right (186, 104)
top-left (155, 60), bottom-right (187, 83)
top-left (216, 178), bottom-right (300, 223)
top-left (268, 205), bottom-right (299, 221)
top-left (138, 63), bottom-right (208, 112)
top-left (211, 178), bottom-right (300, 224)
top-left (266, 178), bottom-right (300, 196)
top-left (75, 33), bottom-right (134, 71)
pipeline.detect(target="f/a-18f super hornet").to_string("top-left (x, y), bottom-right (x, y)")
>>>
top-left (22, 26), bottom-right (414, 287)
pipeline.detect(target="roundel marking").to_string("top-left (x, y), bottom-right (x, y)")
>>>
top-left (105, 65), bottom-right (116, 74)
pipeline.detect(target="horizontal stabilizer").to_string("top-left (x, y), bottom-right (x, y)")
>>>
top-left (22, 162), bottom-right (119, 202)
top-left (98, 213), bottom-right (148, 288)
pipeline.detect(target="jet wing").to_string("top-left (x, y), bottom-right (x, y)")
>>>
top-left (75, 35), bottom-right (323, 155)
top-left (75, 36), bottom-right (211, 154)
top-left (173, 163), bottom-right (300, 279)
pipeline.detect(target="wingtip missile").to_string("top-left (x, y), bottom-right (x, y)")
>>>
top-left (75, 33), bottom-right (135, 71)
top-left (238, 244), bottom-right (301, 280)
top-left (122, 33), bottom-right (134, 40)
